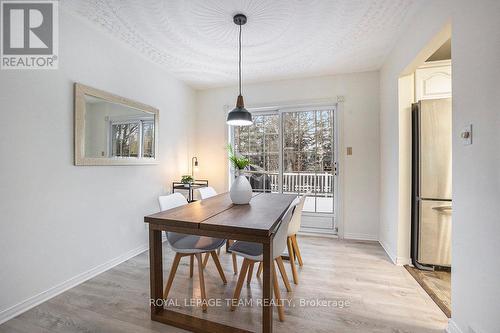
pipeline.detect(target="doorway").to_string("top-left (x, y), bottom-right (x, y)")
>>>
top-left (403, 38), bottom-right (452, 318)
top-left (230, 105), bottom-right (338, 233)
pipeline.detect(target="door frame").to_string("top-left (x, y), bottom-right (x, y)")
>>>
top-left (225, 100), bottom-right (343, 236)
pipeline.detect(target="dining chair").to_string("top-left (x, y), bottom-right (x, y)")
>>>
top-left (195, 187), bottom-right (220, 261)
top-left (229, 199), bottom-right (297, 321)
top-left (284, 194), bottom-right (306, 284)
top-left (197, 186), bottom-right (218, 200)
top-left (196, 187), bottom-right (239, 275)
top-left (256, 194), bottom-right (306, 284)
top-left (158, 193), bottom-right (227, 312)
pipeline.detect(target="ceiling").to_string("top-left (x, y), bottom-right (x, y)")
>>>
top-left (64, 0), bottom-right (423, 89)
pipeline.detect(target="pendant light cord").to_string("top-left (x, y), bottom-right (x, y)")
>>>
top-left (238, 23), bottom-right (242, 96)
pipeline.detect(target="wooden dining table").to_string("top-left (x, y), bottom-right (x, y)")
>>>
top-left (144, 192), bottom-right (296, 333)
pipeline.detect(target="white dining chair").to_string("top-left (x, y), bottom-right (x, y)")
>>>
top-left (256, 194), bottom-right (306, 284)
top-left (198, 187), bottom-right (220, 266)
top-left (197, 186), bottom-right (218, 200)
top-left (285, 194), bottom-right (306, 284)
top-left (196, 187), bottom-right (239, 275)
top-left (158, 193), bottom-right (227, 312)
top-left (229, 199), bottom-right (298, 321)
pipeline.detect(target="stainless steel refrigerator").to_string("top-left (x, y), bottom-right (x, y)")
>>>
top-left (411, 98), bottom-right (452, 269)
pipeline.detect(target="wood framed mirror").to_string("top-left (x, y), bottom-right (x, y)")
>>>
top-left (74, 83), bottom-right (159, 166)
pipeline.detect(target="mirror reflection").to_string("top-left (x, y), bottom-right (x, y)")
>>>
top-left (84, 95), bottom-right (155, 159)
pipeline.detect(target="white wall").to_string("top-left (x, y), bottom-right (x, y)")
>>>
top-left (451, 1), bottom-right (500, 332)
top-left (0, 10), bottom-right (195, 320)
top-left (194, 72), bottom-right (380, 240)
top-left (379, 0), bottom-right (500, 331)
top-left (378, 0), bottom-right (452, 264)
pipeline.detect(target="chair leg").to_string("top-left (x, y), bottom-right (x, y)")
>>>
top-left (257, 262), bottom-right (263, 278)
top-left (287, 236), bottom-right (299, 285)
top-left (272, 261), bottom-right (285, 322)
top-left (247, 262), bottom-right (254, 285)
top-left (189, 254), bottom-right (194, 278)
top-left (291, 235), bottom-right (303, 267)
top-left (231, 259), bottom-right (250, 311)
top-left (275, 257), bottom-right (292, 292)
top-left (194, 253), bottom-right (208, 312)
top-left (202, 252), bottom-right (210, 268)
top-left (164, 253), bottom-right (182, 299)
top-left (226, 239), bottom-right (234, 253)
top-left (232, 252), bottom-right (238, 275)
top-left (210, 251), bottom-right (227, 284)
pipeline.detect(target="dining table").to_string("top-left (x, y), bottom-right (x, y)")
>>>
top-left (144, 191), bottom-right (296, 333)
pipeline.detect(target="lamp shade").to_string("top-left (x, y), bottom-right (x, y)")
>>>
top-left (226, 95), bottom-right (252, 126)
top-left (227, 107), bottom-right (252, 126)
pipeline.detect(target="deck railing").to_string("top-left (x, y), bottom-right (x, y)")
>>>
top-left (245, 170), bottom-right (333, 196)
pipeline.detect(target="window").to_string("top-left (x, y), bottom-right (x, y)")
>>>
top-left (234, 113), bottom-right (280, 192)
top-left (231, 106), bottom-right (337, 232)
top-left (141, 120), bottom-right (155, 158)
top-left (109, 118), bottom-right (154, 158)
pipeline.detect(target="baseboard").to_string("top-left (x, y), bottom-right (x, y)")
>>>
top-left (395, 256), bottom-right (411, 266)
top-left (343, 232), bottom-right (378, 241)
top-left (0, 242), bottom-right (151, 325)
top-left (298, 230), bottom-right (338, 238)
top-left (378, 240), bottom-right (411, 266)
top-left (379, 240), bottom-right (397, 264)
top-left (446, 319), bottom-right (463, 333)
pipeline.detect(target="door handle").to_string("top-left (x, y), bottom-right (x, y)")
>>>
top-left (432, 205), bottom-right (452, 211)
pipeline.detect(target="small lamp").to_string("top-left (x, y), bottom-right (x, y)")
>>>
top-left (191, 157), bottom-right (198, 178)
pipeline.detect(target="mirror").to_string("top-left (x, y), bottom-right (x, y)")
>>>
top-left (74, 83), bottom-right (159, 165)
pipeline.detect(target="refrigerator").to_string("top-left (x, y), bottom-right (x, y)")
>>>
top-left (411, 98), bottom-right (452, 269)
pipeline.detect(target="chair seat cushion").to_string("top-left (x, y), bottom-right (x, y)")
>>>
top-left (229, 241), bottom-right (263, 261)
top-left (170, 235), bottom-right (225, 254)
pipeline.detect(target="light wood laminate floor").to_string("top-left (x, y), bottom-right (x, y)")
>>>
top-left (0, 236), bottom-right (448, 333)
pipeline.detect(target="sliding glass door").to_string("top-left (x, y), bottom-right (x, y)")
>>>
top-left (282, 109), bottom-right (334, 215)
top-left (232, 106), bottom-right (337, 232)
top-left (233, 113), bottom-right (280, 192)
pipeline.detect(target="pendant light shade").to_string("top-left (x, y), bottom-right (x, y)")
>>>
top-left (227, 14), bottom-right (252, 126)
top-left (227, 95), bottom-right (252, 126)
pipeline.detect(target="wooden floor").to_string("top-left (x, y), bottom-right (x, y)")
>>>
top-left (0, 236), bottom-right (448, 333)
top-left (404, 266), bottom-right (451, 318)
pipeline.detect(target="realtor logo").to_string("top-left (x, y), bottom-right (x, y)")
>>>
top-left (1, 0), bottom-right (58, 69)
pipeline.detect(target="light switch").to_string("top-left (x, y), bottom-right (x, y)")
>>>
top-left (461, 125), bottom-right (472, 145)
top-left (347, 147), bottom-right (353, 155)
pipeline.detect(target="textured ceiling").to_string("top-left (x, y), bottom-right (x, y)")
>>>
top-left (64, 0), bottom-right (422, 89)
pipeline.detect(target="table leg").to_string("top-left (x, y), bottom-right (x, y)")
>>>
top-left (149, 226), bottom-right (164, 316)
top-left (262, 240), bottom-right (273, 333)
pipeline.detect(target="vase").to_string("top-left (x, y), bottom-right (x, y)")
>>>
top-left (230, 172), bottom-right (252, 204)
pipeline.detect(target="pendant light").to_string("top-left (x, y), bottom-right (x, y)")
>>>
top-left (226, 14), bottom-right (253, 126)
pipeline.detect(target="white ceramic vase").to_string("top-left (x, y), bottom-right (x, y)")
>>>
top-left (230, 172), bottom-right (252, 204)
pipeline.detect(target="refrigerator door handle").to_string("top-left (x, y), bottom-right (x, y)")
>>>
top-left (431, 205), bottom-right (452, 212)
